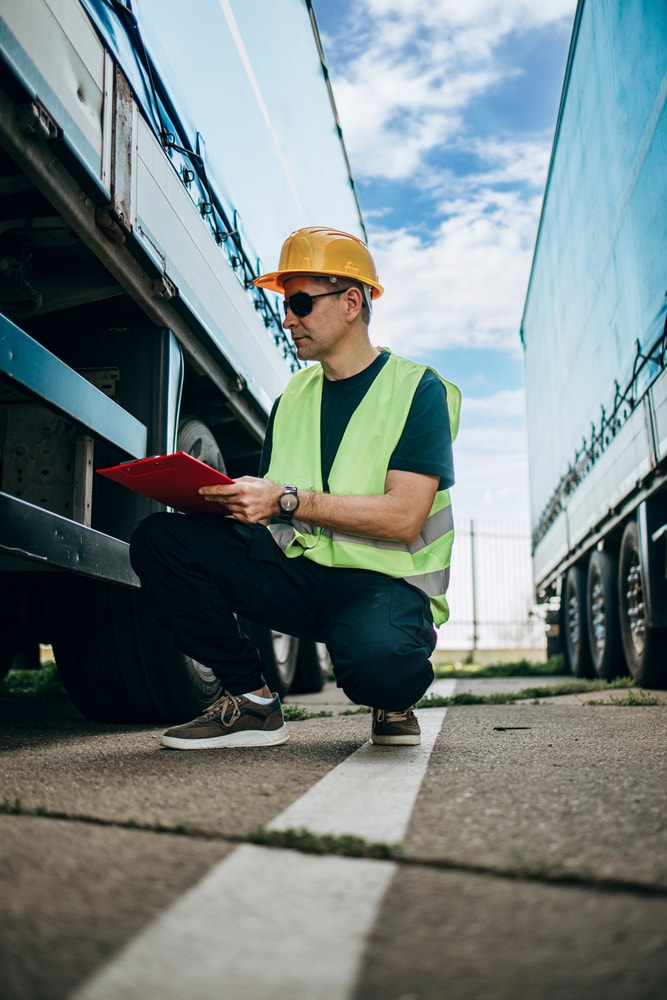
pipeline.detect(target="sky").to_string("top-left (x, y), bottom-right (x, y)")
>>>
top-left (312, 0), bottom-right (577, 525)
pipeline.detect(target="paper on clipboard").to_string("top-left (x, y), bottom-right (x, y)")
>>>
top-left (97, 451), bottom-right (234, 514)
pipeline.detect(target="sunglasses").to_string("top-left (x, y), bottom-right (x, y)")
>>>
top-left (282, 288), bottom-right (347, 318)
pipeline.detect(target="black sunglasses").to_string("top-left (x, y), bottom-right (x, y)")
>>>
top-left (282, 288), bottom-right (347, 318)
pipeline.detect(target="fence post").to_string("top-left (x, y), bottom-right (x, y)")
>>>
top-left (470, 518), bottom-right (479, 660)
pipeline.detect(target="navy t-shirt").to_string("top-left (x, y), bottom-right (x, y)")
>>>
top-left (259, 351), bottom-right (455, 491)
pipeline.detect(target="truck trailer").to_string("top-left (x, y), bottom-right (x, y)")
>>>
top-left (521, 0), bottom-right (667, 687)
top-left (0, 0), bottom-right (364, 719)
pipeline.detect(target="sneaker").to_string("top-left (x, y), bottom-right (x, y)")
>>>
top-left (161, 691), bottom-right (288, 749)
top-left (372, 707), bottom-right (421, 746)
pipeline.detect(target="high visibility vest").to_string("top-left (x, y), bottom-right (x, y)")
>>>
top-left (265, 352), bottom-right (461, 626)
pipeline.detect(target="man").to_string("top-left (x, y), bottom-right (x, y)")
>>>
top-left (130, 227), bottom-right (460, 750)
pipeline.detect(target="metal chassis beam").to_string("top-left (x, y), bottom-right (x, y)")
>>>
top-left (0, 493), bottom-right (138, 585)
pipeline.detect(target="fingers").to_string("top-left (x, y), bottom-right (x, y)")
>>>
top-left (198, 477), bottom-right (279, 522)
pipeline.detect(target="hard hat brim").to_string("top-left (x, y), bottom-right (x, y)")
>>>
top-left (254, 269), bottom-right (383, 299)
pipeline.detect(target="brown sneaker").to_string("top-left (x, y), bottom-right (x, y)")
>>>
top-left (161, 691), bottom-right (288, 749)
top-left (372, 707), bottom-right (421, 746)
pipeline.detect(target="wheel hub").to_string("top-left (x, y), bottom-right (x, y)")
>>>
top-left (567, 594), bottom-right (581, 651)
top-left (625, 559), bottom-right (646, 656)
top-left (590, 573), bottom-right (606, 657)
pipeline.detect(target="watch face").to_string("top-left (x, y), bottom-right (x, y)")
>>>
top-left (280, 492), bottom-right (299, 513)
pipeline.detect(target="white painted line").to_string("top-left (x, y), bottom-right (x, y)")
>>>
top-left (74, 845), bottom-right (396, 1000)
top-left (74, 688), bottom-right (455, 1000)
top-left (428, 678), bottom-right (458, 698)
top-left (267, 708), bottom-right (448, 843)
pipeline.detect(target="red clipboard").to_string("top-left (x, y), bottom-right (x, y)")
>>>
top-left (97, 451), bottom-right (234, 514)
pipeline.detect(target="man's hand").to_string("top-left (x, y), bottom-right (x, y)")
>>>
top-left (199, 476), bottom-right (281, 524)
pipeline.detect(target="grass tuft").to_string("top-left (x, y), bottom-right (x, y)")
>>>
top-left (584, 688), bottom-right (662, 706)
top-left (247, 826), bottom-right (399, 860)
top-left (0, 660), bottom-right (67, 700)
top-left (282, 705), bottom-right (334, 721)
top-left (416, 676), bottom-right (636, 709)
top-left (432, 654), bottom-right (566, 679)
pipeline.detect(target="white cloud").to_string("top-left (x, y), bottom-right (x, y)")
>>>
top-left (363, 0), bottom-right (573, 29)
top-left (323, 0), bottom-right (574, 183)
top-left (463, 389), bottom-right (526, 419)
top-left (368, 185), bottom-right (542, 357)
top-left (455, 135), bottom-right (554, 191)
top-left (453, 420), bottom-right (531, 520)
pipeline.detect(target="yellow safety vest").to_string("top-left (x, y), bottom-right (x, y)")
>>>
top-left (265, 352), bottom-right (461, 625)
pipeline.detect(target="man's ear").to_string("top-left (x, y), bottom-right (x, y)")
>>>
top-left (343, 285), bottom-right (364, 320)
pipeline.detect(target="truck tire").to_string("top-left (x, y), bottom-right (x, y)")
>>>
top-left (133, 591), bottom-right (222, 722)
top-left (563, 565), bottom-right (593, 677)
top-left (291, 641), bottom-right (332, 694)
top-left (50, 576), bottom-right (159, 722)
top-left (237, 618), bottom-right (299, 697)
top-left (50, 576), bottom-right (222, 723)
top-left (618, 520), bottom-right (667, 687)
top-left (0, 619), bottom-right (23, 681)
top-left (586, 550), bottom-right (625, 680)
top-left (0, 573), bottom-right (42, 679)
top-left (177, 416), bottom-right (226, 472)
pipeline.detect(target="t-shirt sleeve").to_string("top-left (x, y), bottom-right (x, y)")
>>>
top-left (258, 397), bottom-right (280, 476)
top-left (388, 370), bottom-right (455, 488)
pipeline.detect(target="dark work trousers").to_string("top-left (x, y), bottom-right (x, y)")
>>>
top-left (129, 512), bottom-right (436, 709)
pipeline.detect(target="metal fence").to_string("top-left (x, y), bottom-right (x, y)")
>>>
top-left (438, 519), bottom-right (546, 655)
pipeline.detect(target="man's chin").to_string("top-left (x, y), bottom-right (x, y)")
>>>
top-left (293, 340), bottom-right (311, 359)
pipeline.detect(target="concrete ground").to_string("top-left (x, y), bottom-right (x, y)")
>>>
top-left (1, 676), bottom-right (666, 999)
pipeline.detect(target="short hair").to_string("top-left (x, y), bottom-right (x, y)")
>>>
top-left (308, 274), bottom-right (372, 317)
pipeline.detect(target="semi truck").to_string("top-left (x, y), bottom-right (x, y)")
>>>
top-left (0, 0), bottom-right (365, 720)
top-left (521, 0), bottom-right (667, 687)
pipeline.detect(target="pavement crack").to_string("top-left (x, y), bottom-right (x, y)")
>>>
top-left (3, 800), bottom-right (665, 900)
top-left (400, 852), bottom-right (667, 898)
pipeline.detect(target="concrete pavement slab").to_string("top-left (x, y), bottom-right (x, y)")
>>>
top-left (0, 814), bottom-right (233, 1000)
top-left (0, 713), bottom-right (370, 837)
top-left (354, 864), bottom-right (667, 1000)
top-left (405, 704), bottom-right (667, 888)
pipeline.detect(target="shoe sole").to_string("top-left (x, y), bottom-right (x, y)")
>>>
top-left (161, 724), bottom-right (289, 750)
top-left (372, 734), bottom-right (421, 746)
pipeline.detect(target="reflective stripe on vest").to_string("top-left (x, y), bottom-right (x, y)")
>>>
top-left (265, 352), bottom-right (460, 626)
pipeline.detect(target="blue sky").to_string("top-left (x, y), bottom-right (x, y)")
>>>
top-left (313, 0), bottom-right (577, 523)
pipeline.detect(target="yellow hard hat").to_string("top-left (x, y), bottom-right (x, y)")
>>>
top-left (254, 226), bottom-right (383, 299)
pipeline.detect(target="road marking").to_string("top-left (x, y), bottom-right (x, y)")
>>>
top-left (75, 685), bottom-right (454, 1000)
top-left (267, 706), bottom-right (449, 843)
top-left (74, 846), bottom-right (396, 1000)
top-left (429, 678), bottom-right (458, 698)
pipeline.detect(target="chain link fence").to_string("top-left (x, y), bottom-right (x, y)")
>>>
top-left (438, 519), bottom-right (546, 657)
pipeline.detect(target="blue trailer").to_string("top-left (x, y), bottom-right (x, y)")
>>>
top-left (521, 0), bottom-right (667, 686)
top-left (0, 0), bottom-right (363, 717)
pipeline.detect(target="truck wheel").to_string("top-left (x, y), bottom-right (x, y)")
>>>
top-left (0, 573), bottom-right (44, 680)
top-left (291, 641), bottom-right (332, 693)
top-left (50, 576), bottom-right (223, 723)
top-left (563, 565), bottom-right (593, 677)
top-left (133, 591), bottom-right (222, 722)
top-left (618, 520), bottom-right (667, 687)
top-left (50, 576), bottom-right (160, 722)
top-left (586, 550), bottom-right (624, 680)
top-left (178, 416), bottom-right (226, 472)
top-left (237, 618), bottom-right (299, 697)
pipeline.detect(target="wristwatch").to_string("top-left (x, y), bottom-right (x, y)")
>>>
top-left (278, 484), bottom-right (299, 522)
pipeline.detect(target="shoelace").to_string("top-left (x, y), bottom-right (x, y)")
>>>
top-left (375, 708), bottom-right (414, 724)
top-left (201, 691), bottom-right (241, 727)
